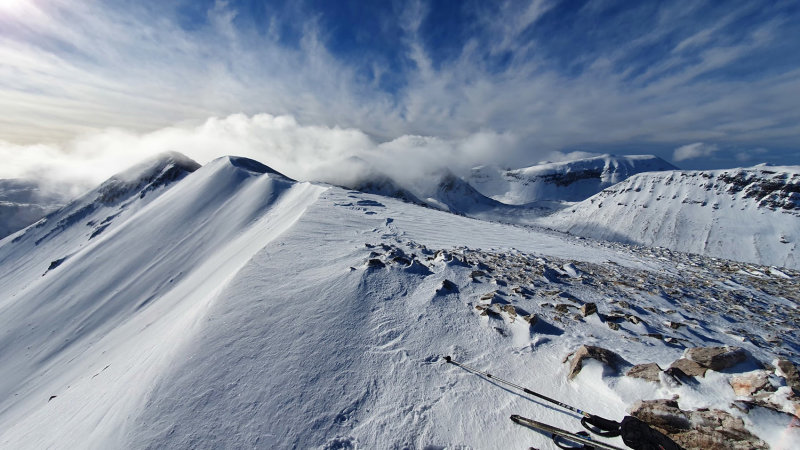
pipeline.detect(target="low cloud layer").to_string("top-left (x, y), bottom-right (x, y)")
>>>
top-left (0, 113), bottom-right (539, 194)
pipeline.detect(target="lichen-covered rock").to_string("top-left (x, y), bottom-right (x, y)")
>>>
top-left (627, 363), bottom-right (662, 383)
top-left (567, 345), bottom-right (629, 380)
top-left (685, 346), bottom-right (747, 372)
top-left (628, 399), bottom-right (769, 450)
top-left (669, 358), bottom-right (707, 377)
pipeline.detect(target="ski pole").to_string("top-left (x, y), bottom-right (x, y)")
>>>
top-left (511, 415), bottom-right (626, 450)
top-left (444, 356), bottom-right (622, 437)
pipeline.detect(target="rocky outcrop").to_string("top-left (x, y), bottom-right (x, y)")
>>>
top-left (684, 346), bottom-right (748, 372)
top-left (628, 399), bottom-right (769, 450)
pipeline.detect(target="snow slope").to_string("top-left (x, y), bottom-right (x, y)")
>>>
top-left (0, 155), bottom-right (798, 449)
top-left (468, 154), bottom-right (677, 205)
top-left (542, 165), bottom-right (800, 269)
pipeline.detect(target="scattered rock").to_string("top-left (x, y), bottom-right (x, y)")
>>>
top-left (625, 315), bottom-right (642, 325)
top-left (628, 399), bottom-right (769, 449)
top-left (366, 258), bottom-right (385, 268)
top-left (666, 321), bottom-right (683, 329)
top-left (730, 371), bottom-right (773, 397)
top-left (685, 346), bottom-right (747, 372)
top-left (501, 304), bottom-right (517, 322)
top-left (644, 333), bottom-right (663, 340)
top-left (669, 358), bottom-right (707, 377)
top-left (554, 304), bottom-right (572, 313)
top-left (607, 322), bottom-right (620, 330)
top-left (439, 279), bottom-right (457, 292)
top-left (48, 395), bottom-right (57, 402)
top-left (580, 302), bottom-right (597, 317)
top-left (776, 358), bottom-right (800, 395)
top-left (567, 345), bottom-right (629, 380)
top-left (523, 314), bottom-right (538, 326)
top-left (626, 363), bottom-right (662, 383)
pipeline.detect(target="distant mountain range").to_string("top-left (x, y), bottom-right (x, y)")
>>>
top-left (541, 165), bottom-right (800, 269)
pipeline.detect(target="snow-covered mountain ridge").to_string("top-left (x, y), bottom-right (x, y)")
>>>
top-left (543, 165), bottom-right (800, 269)
top-left (468, 154), bottom-right (677, 205)
top-left (0, 179), bottom-right (73, 240)
top-left (0, 154), bottom-right (798, 448)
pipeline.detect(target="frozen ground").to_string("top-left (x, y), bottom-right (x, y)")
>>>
top-left (0, 155), bottom-right (798, 449)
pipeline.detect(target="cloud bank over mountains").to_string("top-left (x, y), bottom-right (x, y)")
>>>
top-left (1, 0), bottom-right (799, 181)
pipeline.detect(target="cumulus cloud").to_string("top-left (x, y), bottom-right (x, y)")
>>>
top-left (673, 142), bottom-right (719, 161)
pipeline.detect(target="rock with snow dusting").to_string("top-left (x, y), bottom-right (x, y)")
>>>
top-left (626, 363), bottom-right (662, 383)
top-left (776, 358), bottom-right (800, 395)
top-left (567, 345), bottom-right (629, 380)
top-left (729, 371), bottom-right (773, 397)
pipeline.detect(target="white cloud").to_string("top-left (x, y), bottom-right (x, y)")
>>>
top-left (673, 142), bottom-right (719, 161)
top-left (0, 113), bottom-right (517, 193)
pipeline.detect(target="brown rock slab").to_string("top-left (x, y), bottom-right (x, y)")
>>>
top-left (627, 363), bottom-right (663, 383)
top-left (685, 346), bottom-right (747, 372)
top-left (567, 345), bottom-right (629, 380)
top-left (669, 358), bottom-right (707, 377)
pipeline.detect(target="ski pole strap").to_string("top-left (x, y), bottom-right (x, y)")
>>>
top-left (444, 356), bottom-right (588, 416)
top-left (581, 415), bottom-right (622, 438)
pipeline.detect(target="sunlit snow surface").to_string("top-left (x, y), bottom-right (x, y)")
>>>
top-left (0, 156), bottom-right (798, 449)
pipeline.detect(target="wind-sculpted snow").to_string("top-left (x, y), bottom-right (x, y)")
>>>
top-left (544, 165), bottom-right (800, 269)
top-left (0, 158), bottom-right (798, 449)
top-left (468, 154), bottom-right (677, 205)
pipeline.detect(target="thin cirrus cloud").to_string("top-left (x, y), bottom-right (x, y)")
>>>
top-left (0, 0), bottom-right (799, 186)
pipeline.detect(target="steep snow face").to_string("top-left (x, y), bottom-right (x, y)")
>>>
top-left (1, 155), bottom-right (798, 449)
top-left (0, 179), bottom-right (73, 239)
top-left (0, 155), bottom-right (327, 448)
top-left (468, 154), bottom-right (677, 205)
top-left (543, 165), bottom-right (800, 269)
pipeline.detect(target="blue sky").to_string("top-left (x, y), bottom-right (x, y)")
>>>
top-left (1, 0), bottom-right (799, 179)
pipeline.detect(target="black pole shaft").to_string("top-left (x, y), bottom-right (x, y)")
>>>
top-left (444, 355), bottom-right (589, 417)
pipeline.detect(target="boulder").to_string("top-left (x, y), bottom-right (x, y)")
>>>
top-left (626, 363), bottom-right (662, 383)
top-left (669, 358), bottom-right (707, 377)
top-left (685, 346), bottom-right (747, 372)
top-left (580, 302), bottom-right (597, 317)
top-left (628, 399), bottom-right (769, 450)
top-left (729, 371), bottom-right (772, 397)
top-left (567, 345), bottom-right (629, 380)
